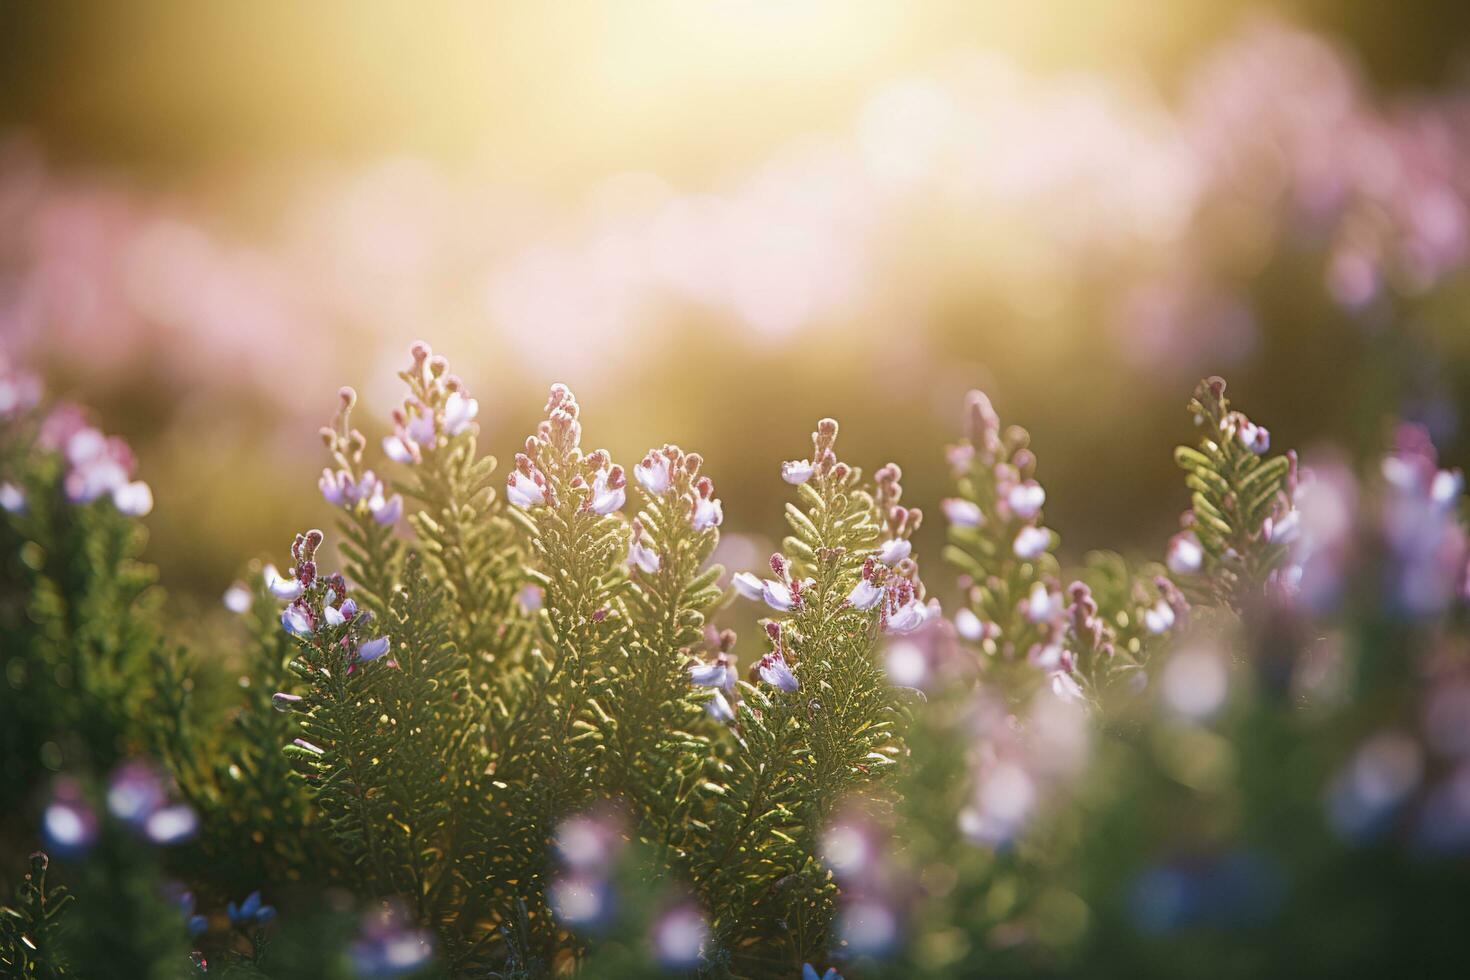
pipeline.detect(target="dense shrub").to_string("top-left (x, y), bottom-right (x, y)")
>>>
top-left (3, 348), bottom-right (1469, 979)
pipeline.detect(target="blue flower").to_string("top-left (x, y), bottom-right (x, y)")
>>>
top-left (179, 892), bottom-right (208, 938)
top-left (227, 890), bottom-right (276, 930)
top-left (803, 965), bottom-right (842, 980)
top-left (357, 636), bottom-right (391, 663)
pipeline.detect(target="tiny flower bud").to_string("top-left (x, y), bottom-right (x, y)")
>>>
top-left (272, 692), bottom-right (304, 712)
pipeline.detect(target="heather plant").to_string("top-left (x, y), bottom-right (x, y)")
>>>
top-left (191, 345), bottom-right (925, 975)
top-left (0, 358), bottom-right (160, 824)
top-left (941, 388), bottom-right (1177, 704)
top-left (8, 345), bottom-right (1470, 980)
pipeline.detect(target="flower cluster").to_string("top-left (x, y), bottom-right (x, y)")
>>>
top-left (688, 626), bottom-right (740, 721)
top-left (957, 689), bottom-right (1090, 847)
top-left (820, 806), bottom-right (903, 959)
top-left (752, 623), bottom-right (800, 694)
top-left (0, 353), bottom-right (42, 420)
top-left (732, 418), bottom-right (939, 708)
top-left (319, 386), bottom-right (403, 525)
top-left (945, 391), bottom-right (1071, 684)
top-left (381, 341), bottom-right (479, 465)
top-left (42, 760), bottom-right (198, 858)
top-left (547, 808), bottom-right (627, 930)
top-left (225, 890), bottom-right (277, 932)
top-left (349, 903), bottom-right (434, 978)
top-left (947, 389), bottom-right (1183, 704)
top-left (1378, 424), bottom-right (1467, 615)
top-left (505, 383), bottom-right (624, 516)
top-left (633, 443), bottom-right (724, 531)
top-left (266, 529), bottom-right (389, 665)
top-left (1165, 377), bottom-right (1299, 611)
top-left (733, 551), bottom-right (812, 615)
top-left (1, 375), bottom-right (154, 517)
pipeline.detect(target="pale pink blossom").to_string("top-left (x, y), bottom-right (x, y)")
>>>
top-left (1143, 598), bottom-right (1176, 634)
top-left (692, 493), bottom-right (723, 531)
top-left (876, 538), bottom-right (911, 564)
top-left (757, 651), bottom-right (799, 692)
top-left (846, 577), bottom-right (884, 611)
top-left (1167, 530), bottom-right (1205, 574)
top-left (357, 636), bottom-right (391, 662)
top-left (628, 527), bottom-right (661, 574)
top-left (762, 579), bottom-right (798, 612)
top-left (884, 597), bottom-right (928, 635)
top-left (1013, 526), bottom-right (1051, 560)
top-left (1007, 481), bottom-right (1046, 520)
top-left (1050, 671), bottom-right (1084, 702)
top-left (689, 651), bottom-right (734, 691)
top-left (585, 464), bottom-right (626, 516)
top-left (732, 572), bottom-right (765, 601)
top-left (111, 481), bottom-right (153, 517)
top-left (442, 390), bottom-right (479, 436)
top-left (704, 689), bottom-right (735, 722)
top-left (942, 498), bottom-right (983, 528)
top-left (506, 467), bottom-right (548, 508)
top-left (1023, 582), bottom-right (1055, 623)
top-left (368, 489), bottom-right (403, 525)
top-left (782, 459), bottom-right (815, 485)
top-left (0, 482), bottom-right (24, 515)
top-left (319, 468), bottom-right (350, 506)
top-left (1237, 419), bottom-right (1270, 454)
top-left (382, 434), bottom-right (418, 464)
top-left (222, 583), bottom-right (252, 614)
top-left (955, 608), bottom-right (984, 641)
top-left (634, 452), bottom-right (674, 494)
top-left (263, 564), bottom-right (303, 601)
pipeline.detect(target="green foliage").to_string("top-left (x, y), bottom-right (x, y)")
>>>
top-left (281, 543), bottom-right (477, 948)
top-left (594, 447), bottom-right (725, 858)
top-left (16, 361), bottom-right (1470, 980)
top-left (0, 417), bottom-right (162, 818)
top-left (943, 390), bottom-right (1162, 702)
top-left (152, 583), bottom-right (323, 893)
top-left (689, 420), bottom-right (910, 975)
top-left (1170, 375), bottom-right (1295, 610)
top-left (1, 853), bottom-right (73, 979)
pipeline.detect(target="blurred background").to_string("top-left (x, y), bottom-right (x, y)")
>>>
top-left (4, 0), bottom-right (1470, 607)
